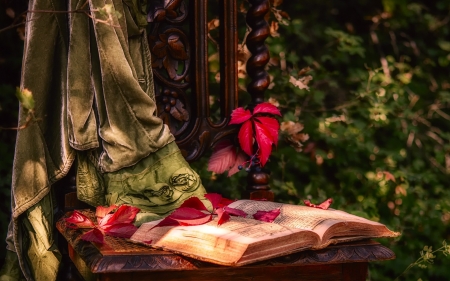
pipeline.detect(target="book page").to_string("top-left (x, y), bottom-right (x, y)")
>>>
top-left (228, 200), bottom-right (399, 242)
top-left (131, 215), bottom-right (319, 266)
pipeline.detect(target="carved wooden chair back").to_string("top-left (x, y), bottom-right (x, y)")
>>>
top-left (147, 0), bottom-right (273, 199)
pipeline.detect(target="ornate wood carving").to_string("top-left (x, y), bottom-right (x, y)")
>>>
top-left (148, 0), bottom-right (239, 161)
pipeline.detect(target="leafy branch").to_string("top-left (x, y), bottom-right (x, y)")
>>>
top-left (395, 241), bottom-right (450, 281)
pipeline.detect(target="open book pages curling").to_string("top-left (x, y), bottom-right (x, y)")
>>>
top-left (130, 200), bottom-right (400, 266)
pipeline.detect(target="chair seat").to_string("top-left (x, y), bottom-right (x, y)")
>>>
top-left (56, 211), bottom-right (395, 281)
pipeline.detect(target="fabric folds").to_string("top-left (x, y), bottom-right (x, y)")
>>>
top-left (0, 0), bottom-right (201, 280)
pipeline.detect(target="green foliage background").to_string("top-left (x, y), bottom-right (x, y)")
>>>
top-left (196, 0), bottom-right (450, 280)
top-left (1, 0), bottom-right (450, 280)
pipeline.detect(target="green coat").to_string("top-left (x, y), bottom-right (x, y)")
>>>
top-left (0, 1), bottom-right (207, 280)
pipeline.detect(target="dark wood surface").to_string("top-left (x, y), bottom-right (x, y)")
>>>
top-left (57, 213), bottom-right (395, 281)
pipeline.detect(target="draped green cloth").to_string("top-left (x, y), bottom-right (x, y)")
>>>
top-left (0, 1), bottom-right (208, 280)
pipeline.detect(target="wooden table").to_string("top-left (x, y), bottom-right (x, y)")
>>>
top-left (57, 216), bottom-right (395, 281)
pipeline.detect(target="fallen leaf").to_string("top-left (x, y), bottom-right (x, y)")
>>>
top-left (65, 211), bottom-right (95, 229)
top-left (80, 228), bottom-right (104, 244)
top-left (304, 198), bottom-right (333, 210)
top-left (179, 196), bottom-right (209, 212)
top-left (224, 206), bottom-right (247, 217)
top-left (99, 205), bottom-right (140, 227)
top-left (216, 208), bottom-right (230, 225)
top-left (168, 207), bottom-right (212, 226)
top-left (204, 193), bottom-right (223, 209)
top-left (95, 205), bottom-right (117, 219)
top-left (103, 223), bottom-right (138, 239)
top-left (253, 208), bottom-right (280, 223)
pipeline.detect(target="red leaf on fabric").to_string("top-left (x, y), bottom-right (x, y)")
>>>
top-left (238, 120), bottom-right (254, 156)
top-left (253, 208), bottom-right (280, 223)
top-left (303, 198), bottom-right (333, 210)
top-left (80, 228), bottom-right (104, 244)
top-left (255, 117), bottom-right (279, 146)
top-left (95, 205), bottom-right (117, 219)
top-left (229, 107), bottom-right (252, 125)
top-left (253, 102), bottom-right (281, 116)
top-left (204, 193), bottom-right (223, 209)
top-left (65, 211), bottom-right (95, 229)
top-left (168, 207), bottom-right (212, 226)
top-left (224, 206), bottom-right (247, 217)
top-left (99, 205), bottom-right (140, 227)
top-left (178, 196), bottom-right (209, 212)
top-left (227, 150), bottom-right (248, 177)
top-left (215, 208), bottom-right (230, 225)
top-left (103, 223), bottom-right (138, 239)
top-left (207, 141), bottom-right (236, 174)
top-left (254, 121), bottom-right (274, 166)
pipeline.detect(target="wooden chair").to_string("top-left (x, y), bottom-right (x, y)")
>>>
top-left (57, 1), bottom-right (395, 280)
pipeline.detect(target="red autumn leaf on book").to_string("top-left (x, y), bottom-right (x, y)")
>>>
top-left (179, 196), bottom-right (209, 212)
top-left (65, 210), bottom-right (95, 229)
top-left (80, 228), bottom-right (104, 244)
top-left (215, 207), bottom-right (230, 226)
top-left (303, 198), bottom-right (333, 210)
top-left (223, 206), bottom-right (247, 217)
top-left (204, 193), bottom-right (223, 209)
top-left (164, 207), bottom-right (212, 226)
top-left (253, 208), bottom-right (281, 223)
top-left (152, 194), bottom-right (246, 228)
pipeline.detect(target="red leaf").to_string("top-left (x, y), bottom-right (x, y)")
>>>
top-left (224, 206), bottom-right (247, 217)
top-left (253, 102), bottom-right (281, 116)
top-left (178, 197), bottom-right (209, 212)
top-left (95, 205), bottom-right (117, 219)
top-left (151, 217), bottom-right (180, 229)
top-left (255, 117), bottom-right (279, 146)
top-left (229, 107), bottom-right (252, 125)
top-left (254, 121), bottom-right (274, 166)
top-left (228, 150), bottom-right (248, 177)
top-left (218, 198), bottom-right (235, 208)
top-left (103, 223), bottom-right (138, 239)
top-left (65, 211), bottom-right (95, 229)
top-left (238, 120), bottom-right (254, 156)
top-left (208, 141), bottom-right (236, 174)
top-left (80, 228), bottom-right (104, 244)
top-left (99, 205), bottom-right (140, 227)
top-left (168, 207), bottom-right (212, 226)
top-left (216, 208), bottom-right (230, 225)
top-left (253, 208), bottom-right (280, 223)
top-left (304, 198), bottom-right (333, 210)
top-left (204, 193), bottom-right (223, 209)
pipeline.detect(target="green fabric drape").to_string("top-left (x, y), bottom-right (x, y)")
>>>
top-left (1, 0), bottom-right (207, 280)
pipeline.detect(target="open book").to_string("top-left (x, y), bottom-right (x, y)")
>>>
top-left (130, 200), bottom-right (399, 266)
